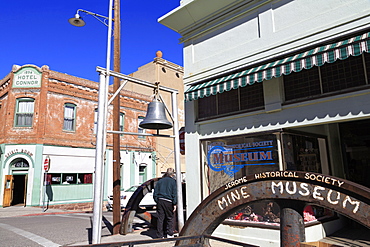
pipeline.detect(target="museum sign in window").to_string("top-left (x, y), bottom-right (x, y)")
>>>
top-left (203, 133), bottom-right (279, 194)
top-left (202, 131), bottom-right (333, 227)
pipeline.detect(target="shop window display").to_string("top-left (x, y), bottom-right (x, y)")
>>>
top-left (282, 133), bottom-right (322, 173)
top-left (203, 131), bottom-right (334, 227)
top-left (46, 173), bottom-right (92, 185)
top-left (226, 202), bottom-right (334, 225)
top-left (227, 202), bottom-right (280, 225)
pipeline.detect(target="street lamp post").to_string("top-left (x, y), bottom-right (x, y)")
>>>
top-left (69, 0), bottom-right (116, 243)
top-left (70, 1), bottom-right (185, 241)
top-left (93, 1), bottom-right (113, 243)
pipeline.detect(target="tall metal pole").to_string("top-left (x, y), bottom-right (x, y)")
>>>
top-left (92, 0), bottom-right (113, 244)
top-left (112, 0), bottom-right (122, 235)
top-left (171, 92), bottom-right (184, 231)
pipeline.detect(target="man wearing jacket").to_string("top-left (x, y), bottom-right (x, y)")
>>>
top-left (154, 168), bottom-right (177, 238)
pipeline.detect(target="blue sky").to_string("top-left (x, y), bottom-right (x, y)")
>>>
top-left (0, 0), bottom-right (182, 82)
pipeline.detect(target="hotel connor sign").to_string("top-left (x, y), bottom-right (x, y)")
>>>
top-left (13, 67), bottom-right (42, 88)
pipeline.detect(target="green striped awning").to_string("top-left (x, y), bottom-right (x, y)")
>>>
top-left (185, 32), bottom-right (370, 101)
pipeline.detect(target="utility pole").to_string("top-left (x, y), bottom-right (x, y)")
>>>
top-left (112, 0), bottom-right (121, 235)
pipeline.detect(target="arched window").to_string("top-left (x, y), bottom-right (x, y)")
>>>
top-left (11, 158), bottom-right (29, 168)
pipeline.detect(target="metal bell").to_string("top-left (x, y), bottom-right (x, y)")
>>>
top-left (139, 100), bottom-right (173, 130)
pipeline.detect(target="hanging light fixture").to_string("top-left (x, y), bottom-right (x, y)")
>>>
top-left (68, 13), bottom-right (86, 27)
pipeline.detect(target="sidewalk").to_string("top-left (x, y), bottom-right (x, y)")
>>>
top-left (70, 230), bottom-right (235, 247)
top-left (0, 206), bottom-right (166, 246)
top-left (0, 205), bottom-right (79, 218)
top-left (0, 206), bottom-right (233, 247)
top-left (0, 206), bottom-right (179, 246)
top-left (69, 229), bottom-right (180, 247)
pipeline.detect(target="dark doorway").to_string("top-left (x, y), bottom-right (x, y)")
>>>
top-left (340, 119), bottom-right (370, 188)
top-left (11, 175), bottom-right (26, 205)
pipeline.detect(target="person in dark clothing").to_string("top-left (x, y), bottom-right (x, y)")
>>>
top-left (154, 168), bottom-right (177, 238)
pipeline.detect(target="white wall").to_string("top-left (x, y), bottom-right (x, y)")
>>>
top-left (185, 85), bottom-right (370, 216)
top-left (43, 146), bottom-right (95, 173)
top-left (180, 0), bottom-right (370, 84)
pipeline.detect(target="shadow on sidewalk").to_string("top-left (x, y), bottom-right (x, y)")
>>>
top-left (140, 228), bottom-right (158, 238)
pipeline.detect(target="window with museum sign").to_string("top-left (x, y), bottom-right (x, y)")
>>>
top-left (203, 133), bottom-right (279, 194)
top-left (202, 132), bottom-right (334, 227)
top-left (15, 98), bottom-right (34, 127)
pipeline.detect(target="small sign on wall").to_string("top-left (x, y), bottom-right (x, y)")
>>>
top-left (179, 127), bottom-right (185, 155)
top-left (44, 156), bottom-right (50, 172)
top-left (13, 67), bottom-right (41, 88)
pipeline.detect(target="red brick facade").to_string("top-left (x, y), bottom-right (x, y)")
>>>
top-left (0, 64), bottom-right (156, 150)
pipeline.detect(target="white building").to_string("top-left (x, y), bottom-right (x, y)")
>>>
top-left (160, 0), bottom-right (370, 246)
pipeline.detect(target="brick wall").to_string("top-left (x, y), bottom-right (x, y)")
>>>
top-left (0, 64), bottom-right (156, 150)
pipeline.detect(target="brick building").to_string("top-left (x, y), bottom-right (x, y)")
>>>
top-left (0, 53), bottom-right (183, 210)
top-left (127, 50), bottom-right (185, 177)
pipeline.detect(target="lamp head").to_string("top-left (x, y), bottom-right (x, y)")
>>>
top-left (68, 14), bottom-right (86, 27)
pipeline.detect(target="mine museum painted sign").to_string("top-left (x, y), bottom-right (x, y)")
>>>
top-left (177, 171), bottom-right (370, 246)
top-left (13, 67), bottom-right (41, 88)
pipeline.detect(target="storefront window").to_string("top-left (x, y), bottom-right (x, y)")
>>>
top-left (203, 131), bottom-right (332, 227)
top-left (204, 134), bottom-right (279, 193)
top-left (340, 119), bottom-right (370, 188)
top-left (282, 133), bottom-right (322, 173)
top-left (303, 205), bottom-right (334, 223)
top-left (226, 202), bottom-right (334, 225)
top-left (227, 201), bottom-right (281, 225)
top-left (46, 173), bottom-right (92, 185)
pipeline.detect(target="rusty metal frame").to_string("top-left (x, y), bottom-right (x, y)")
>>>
top-left (71, 234), bottom-right (259, 247)
top-left (118, 172), bottom-right (370, 246)
top-left (120, 178), bottom-right (159, 234)
top-left (176, 171), bottom-right (370, 246)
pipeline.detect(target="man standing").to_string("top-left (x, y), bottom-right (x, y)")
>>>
top-left (154, 168), bottom-right (177, 238)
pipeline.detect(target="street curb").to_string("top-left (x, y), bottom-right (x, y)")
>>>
top-left (15, 211), bottom-right (91, 217)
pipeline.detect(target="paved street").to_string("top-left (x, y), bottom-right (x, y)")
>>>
top-left (0, 206), bottom-right (165, 247)
top-left (1, 206), bottom-right (369, 247)
top-left (0, 206), bottom-right (238, 247)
